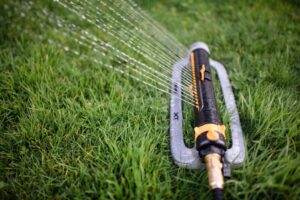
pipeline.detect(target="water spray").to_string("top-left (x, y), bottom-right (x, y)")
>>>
top-left (170, 42), bottom-right (245, 200)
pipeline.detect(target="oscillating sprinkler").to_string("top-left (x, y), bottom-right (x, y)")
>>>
top-left (170, 42), bottom-right (245, 200)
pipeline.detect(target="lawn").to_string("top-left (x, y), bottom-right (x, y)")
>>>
top-left (1, 0), bottom-right (300, 199)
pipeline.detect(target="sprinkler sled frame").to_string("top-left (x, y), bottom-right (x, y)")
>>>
top-left (170, 42), bottom-right (245, 199)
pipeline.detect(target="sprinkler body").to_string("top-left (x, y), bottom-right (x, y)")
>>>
top-left (170, 42), bottom-right (245, 200)
top-left (191, 44), bottom-right (226, 199)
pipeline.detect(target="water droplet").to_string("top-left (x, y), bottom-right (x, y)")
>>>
top-left (64, 46), bottom-right (69, 51)
top-left (48, 39), bottom-right (54, 44)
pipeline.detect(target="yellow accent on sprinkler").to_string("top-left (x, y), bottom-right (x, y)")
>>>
top-left (194, 124), bottom-right (226, 141)
top-left (190, 52), bottom-right (200, 111)
top-left (200, 64), bottom-right (205, 81)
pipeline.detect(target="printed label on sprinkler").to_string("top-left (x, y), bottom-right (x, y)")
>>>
top-left (173, 112), bottom-right (179, 120)
top-left (173, 84), bottom-right (178, 94)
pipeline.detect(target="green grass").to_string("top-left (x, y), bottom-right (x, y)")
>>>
top-left (1, 0), bottom-right (300, 199)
